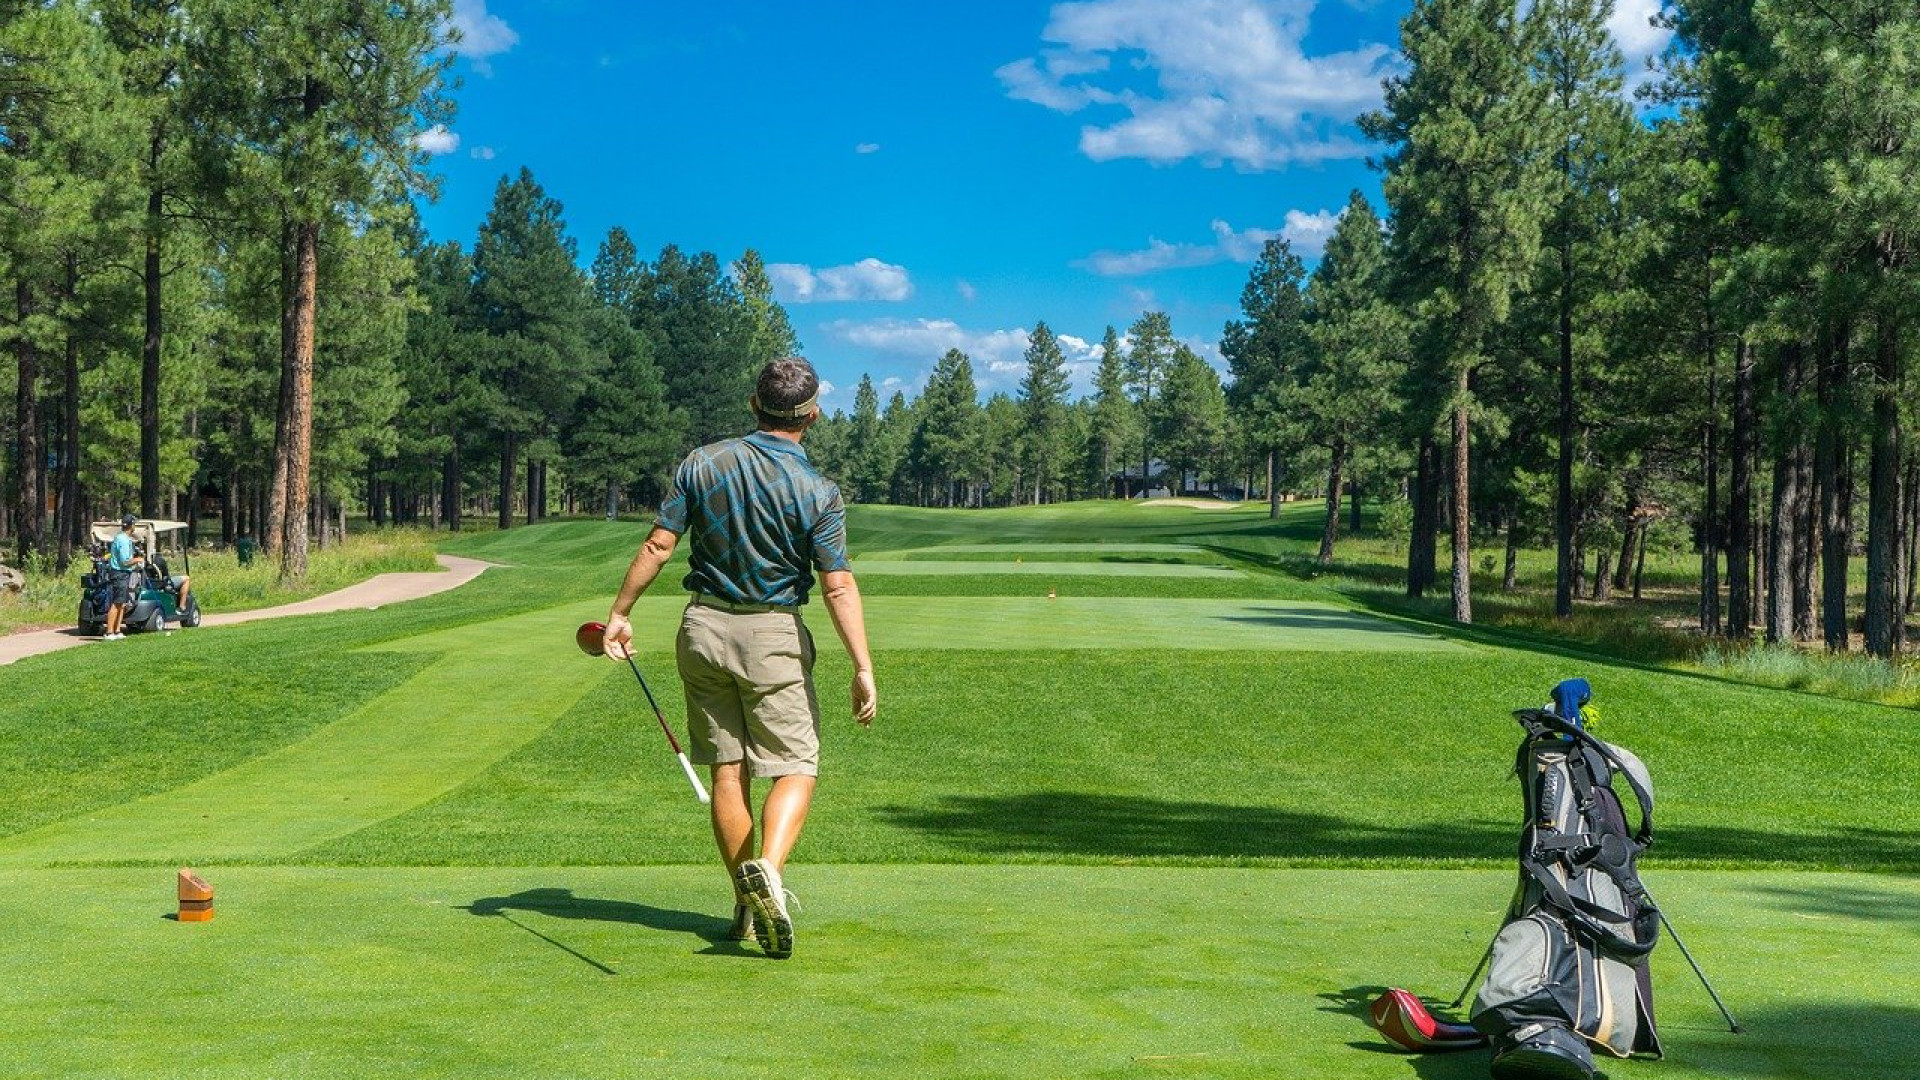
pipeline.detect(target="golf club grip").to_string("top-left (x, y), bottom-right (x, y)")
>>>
top-left (677, 752), bottom-right (710, 803)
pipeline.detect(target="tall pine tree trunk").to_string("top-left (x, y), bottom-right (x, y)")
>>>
top-left (14, 280), bottom-right (45, 565)
top-left (1792, 440), bottom-right (1816, 642)
top-left (497, 433), bottom-right (517, 531)
top-left (277, 219), bottom-right (319, 583)
top-left (1700, 297), bottom-right (1721, 634)
top-left (59, 255), bottom-right (82, 572)
top-left (265, 220), bottom-right (295, 557)
top-left (141, 155), bottom-right (163, 519)
top-left (1267, 449), bottom-right (1280, 519)
top-left (1766, 346), bottom-right (1802, 645)
top-left (1865, 314), bottom-right (1903, 656)
top-left (1450, 382), bottom-right (1472, 624)
top-left (1317, 438), bottom-right (1345, 566)
top-left (1727, 338), bottom-right (1756, 637)
top-left (1554, 229), bottom-right (1576, 619)
top-left (1503, 507), bottom-right (1519, 591)
top-left (1409, 433), bottom-right (1436, 598)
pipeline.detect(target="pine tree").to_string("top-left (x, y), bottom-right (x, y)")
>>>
top-left (1087, 326), bottom-right (1138, 496)
top-left (1362, 0), bottom-right (1553, 623)
top-left (1222, 237), bottom-right (1311, 518)
top-left (1303, 192), bottom-right (1406, 565)
top-left (1155, 345), bottom-right (1228, 494)
top-left (1017, 321), bottom-right (1071, 504)
top-left (471, 168), bottom-right (592, 530)
top-left (1124, 311), bottom-right (1175, 489)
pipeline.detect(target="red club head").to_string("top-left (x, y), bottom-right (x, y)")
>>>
top-left (575, 621), bottom-right (608, 657)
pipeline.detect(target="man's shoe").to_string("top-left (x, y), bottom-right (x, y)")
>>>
top-left (727, 902), bottom-right (756, 942)
top-left (733, 858), bottom-right (794, 959)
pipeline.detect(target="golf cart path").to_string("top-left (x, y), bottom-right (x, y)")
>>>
top-left (0, 553), bottom-right (494, 667)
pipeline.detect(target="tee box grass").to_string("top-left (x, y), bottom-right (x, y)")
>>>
top-left (0, 501), bottom-right (1914, 1078)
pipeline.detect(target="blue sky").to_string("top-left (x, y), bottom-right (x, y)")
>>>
top-left (415, 0), bottom-right (1669, 410)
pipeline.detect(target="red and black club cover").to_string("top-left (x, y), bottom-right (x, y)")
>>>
top-left (1368, 988), bottom-right (1488, 1052)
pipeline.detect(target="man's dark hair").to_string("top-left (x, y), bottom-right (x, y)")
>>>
top-left (753, 357), bottom-right (821, 432)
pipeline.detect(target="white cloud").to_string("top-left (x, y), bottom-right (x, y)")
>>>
top-left (957, 280), bottom-right (978, 302)
top-left (1081, 209), bottom-right (1341, 276)
top-left (818, 379), bottom-right (838, 403)
top-left (998, 0), bottom-right (1394, 170)
top-left (449, 0), bottom-right (518, 74)
top-left (822, 318), bottom-right (1118, 396)
top-left (767, 258), bottom-right (914, 303)
top-left (1608, 0), bottom-right (1672, 95)
top-left (413, 125), bottom-right (460, 155)
top-left (855, 142), bottom-right (881, 154)
top-left (468, 145), bottom-right (496, 160)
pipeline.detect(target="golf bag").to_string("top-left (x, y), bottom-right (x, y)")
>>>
top-left (1471, 681), bottom-right (1663, 1079)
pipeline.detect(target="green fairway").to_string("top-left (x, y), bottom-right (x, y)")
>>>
top-left (851, 558), bottom-right (1246, 578)
top-left (4, 503), bottom-right (1917, 1078)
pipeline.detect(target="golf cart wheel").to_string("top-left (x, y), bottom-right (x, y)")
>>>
top-left (145, 609), bottom-right (166, 634)
top-left (183, 599), bottom-right (201, 628)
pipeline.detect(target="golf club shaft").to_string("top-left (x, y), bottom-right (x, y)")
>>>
top-left (622, 652), bottom-right (710, 804)
top-left (1450, 934), bottom-right (1497, 1010)
top-left (1659, 909), bottom-right (1742, 1033)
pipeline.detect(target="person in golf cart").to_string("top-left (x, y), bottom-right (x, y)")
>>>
top-left (101, 513), bottom-right (142, 640)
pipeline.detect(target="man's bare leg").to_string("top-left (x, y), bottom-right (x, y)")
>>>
top-left (758, 774), bottom-right (817, 871)
top-left (709, 762), bottom-right (755, 873)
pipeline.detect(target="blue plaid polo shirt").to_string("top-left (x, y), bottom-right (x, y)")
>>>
top-left (655, 431), bottom-right (850, 606)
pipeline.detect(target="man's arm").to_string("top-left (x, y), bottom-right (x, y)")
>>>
top-left (818, 568), bottom-right (876, 725)
top-left (604, 526), bottom-right (680, 660)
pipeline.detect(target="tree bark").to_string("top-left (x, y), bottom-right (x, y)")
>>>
top-left (1767, 346), bottom-right (1801, 645)
top-left (1700, 293), bottom-right (1721, 635)
top-left (1554, 228), bottom-right (1576, 619)
top-left (1865, 314), bottom-right (1903, 657)
top-left (277, 218), bottom-right (319, 583)
top-left (1503, 507), bottom-right (1519, 591)
top-left (1317, 438), bottom-right (1345, 566)
top-left (14, 280), bottom-right (45, 565)
top-left (1727, 338), bottom-right (1756, 637)
top-left (59, 255), bottom-right (82, 572)
top-left (1267, 449), bottom-right (1280, 519)
top-left (140, 153), bottom-right (163, 519)
top-left (1408, 433), bottom-right (1436, 598)
top-left (498, 434), bottom-right (517, 531)
top-left (1450, 381), bottom-right (1472, 624)
top-left (265, 219), bottom-right (295, 557)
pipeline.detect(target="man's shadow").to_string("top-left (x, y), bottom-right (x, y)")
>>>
top-left (462, 887), bottom-right (747, 971)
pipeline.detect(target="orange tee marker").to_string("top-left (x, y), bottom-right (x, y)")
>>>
top-left (177, 868), bottom-right (214, 922)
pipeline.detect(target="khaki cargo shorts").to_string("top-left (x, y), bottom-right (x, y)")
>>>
top-left (676, 599), bottom-right (820, 778)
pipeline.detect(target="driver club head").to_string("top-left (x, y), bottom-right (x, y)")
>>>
top-left (575, 621), bottom-right (608, 657)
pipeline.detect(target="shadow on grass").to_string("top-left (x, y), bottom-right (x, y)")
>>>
top-left (1751, 882), bottom-right (1920, 929)
top-left (878, 791), bottom-right (1920, 868)
top-left (1214, 606), bottom-right (1444, 637)
top-left (464, 887), bottom-right (731, 943)
top-left (1320, 986), bottom-right (1492, 1080)
top-left (1671, 1002), bottom-right (1920, 1077)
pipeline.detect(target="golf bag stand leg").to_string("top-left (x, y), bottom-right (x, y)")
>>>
top-left (1658, 909), bottom-right (1742, 1034)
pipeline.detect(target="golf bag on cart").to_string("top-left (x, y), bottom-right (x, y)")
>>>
top-left (1470, 679), bottom-right (1663, 1079)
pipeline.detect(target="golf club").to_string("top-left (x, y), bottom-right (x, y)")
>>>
top-left (576, 620), bottom-right (710, 804)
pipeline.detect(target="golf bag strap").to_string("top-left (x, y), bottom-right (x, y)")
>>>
top-left (1522, 854), bottom-right (1660, 960)
top-left (1516, 710), bottom-right (1655, 845)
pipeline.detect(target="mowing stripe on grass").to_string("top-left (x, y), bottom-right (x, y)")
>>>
top-left (871, 543), bottom-right (1208, 555)
top-left (854, 596), bottom-right (1457, 651)
top-left (0, 603), bottom-right (609, 867)
top-left (851, 559), bottom-right (1243, 578)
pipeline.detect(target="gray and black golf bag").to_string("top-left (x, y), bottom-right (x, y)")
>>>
top-left (1471, 692), bottom-right (1663, 1079)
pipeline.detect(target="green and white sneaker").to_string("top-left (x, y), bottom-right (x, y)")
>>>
top-left (727, 902), bottom-right (756, 942)
top-left (733, 858), bottom-right (794, 959)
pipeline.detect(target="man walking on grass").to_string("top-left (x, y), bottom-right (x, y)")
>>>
top-left (603, 357), bottom-right (878, 959)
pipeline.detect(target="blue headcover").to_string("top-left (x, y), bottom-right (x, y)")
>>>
top-left (1551, 678), bottom-right (1592, 729)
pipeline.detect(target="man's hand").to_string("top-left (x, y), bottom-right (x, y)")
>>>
top-left (604, 612), bottom-right (635, 660)
top-left (851, 669), bottom-right (877, 726)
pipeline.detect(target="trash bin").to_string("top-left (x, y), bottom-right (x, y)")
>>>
top-left (236, 537), bottom-right (257, 567)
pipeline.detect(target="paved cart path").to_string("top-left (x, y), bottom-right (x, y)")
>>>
top-left (0, 554), bottom-right (493, 667)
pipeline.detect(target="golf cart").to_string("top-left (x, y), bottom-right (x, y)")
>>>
top-left (78, 519), bottom-right (201, 635)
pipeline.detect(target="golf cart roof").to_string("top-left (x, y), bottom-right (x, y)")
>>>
top-left (90, 519), bottom-right (189, 546)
